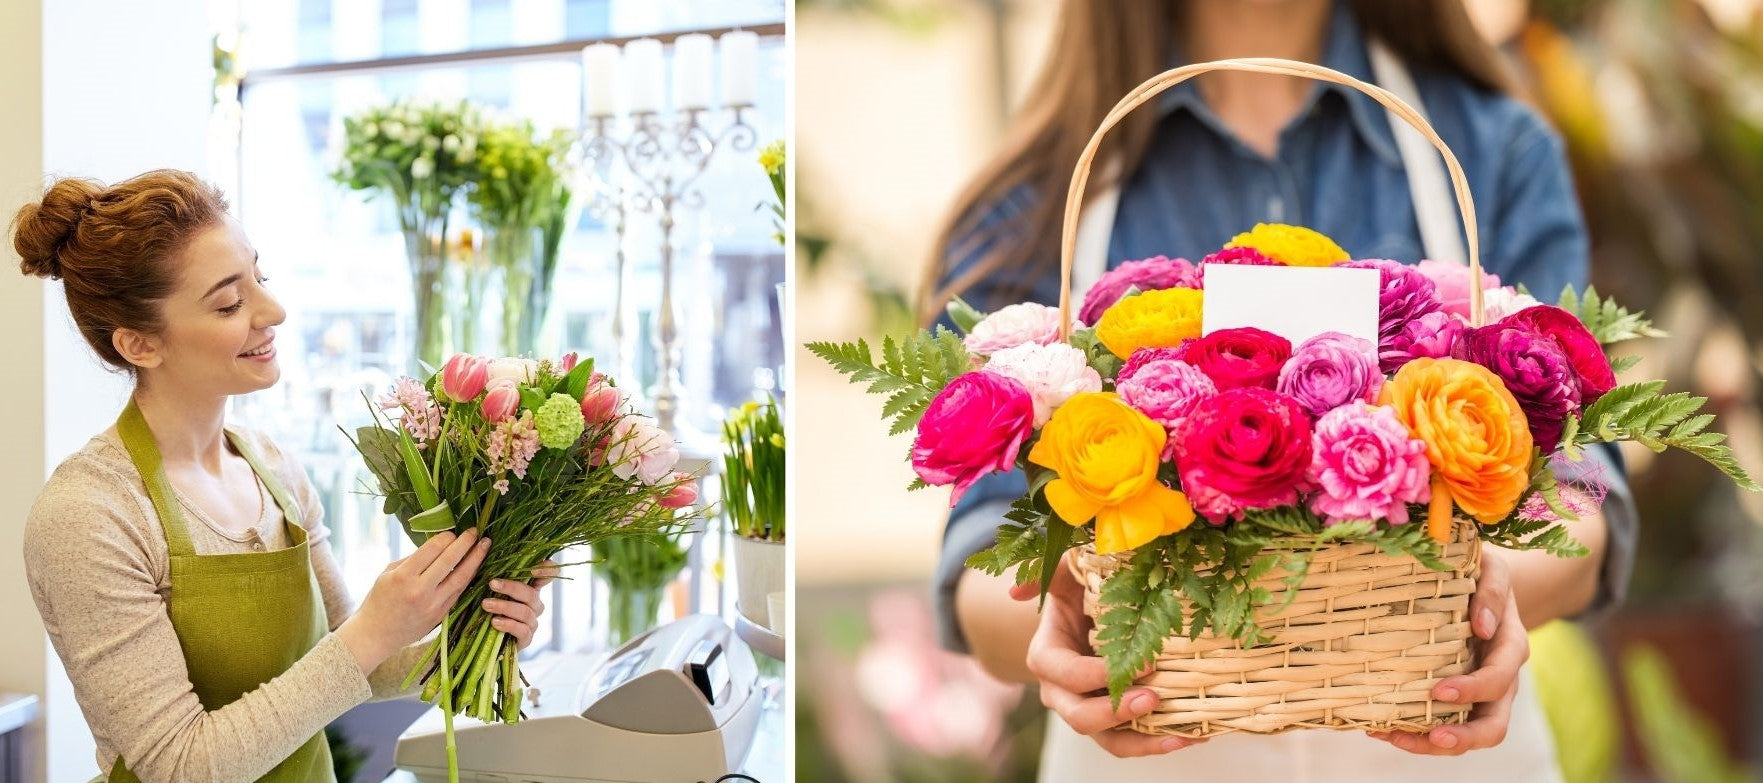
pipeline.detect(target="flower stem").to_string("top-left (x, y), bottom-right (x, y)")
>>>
top-left (437, 614), bottom-right (459, 783)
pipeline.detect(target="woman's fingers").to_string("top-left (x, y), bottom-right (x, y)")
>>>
top-left (399, 530), bottom-right (460, 575)
top-left (490, 578), bottom-right (545, 615)
top-left (436, 535), bottom-right (490, 598)
top-left (1091, 728), bottom-right (1206, 758)
top-left (1434, 594), bottom-right (1528, 706)
top-left (1042, 683), bottom-right (1158, 735)
top-left (489, 615), bottom-right (535, 648)
top-left (1469, 551), bottom-right (1513, 641)
top-left (483, 596), bottom-right (538, 627)
top-left (528, 560), bottom-right (561, 590)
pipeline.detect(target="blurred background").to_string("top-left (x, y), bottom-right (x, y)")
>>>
top-left (794, 0), bottom-right (1763, 780)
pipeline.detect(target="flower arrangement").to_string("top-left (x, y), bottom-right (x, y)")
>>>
top-left (810, 223), bottom-right (1759, 710)
top-left (723, 399), bottom-right (787, 541)
top-left (350, 351), bottom-right (699, 781)
top-left (335, 100), bottom-right (484, 369)
top-left (758, 140), bottom-right (785, 246)
top-left (465, 119), bottom-right (576, 356)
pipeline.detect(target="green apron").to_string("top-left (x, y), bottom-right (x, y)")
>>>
top-left (108, 400), bottom-right (335, 783)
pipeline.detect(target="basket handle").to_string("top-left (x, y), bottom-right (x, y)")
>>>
top-left (1058, 57), bottom-right (1484, 339)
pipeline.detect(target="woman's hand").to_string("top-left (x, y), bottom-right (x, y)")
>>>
top-left (481, 559), bottom-right (561, 650)
top-left (1011, 553), bottom-right (1208, 757)
top-left (338, 529), bottom-right (490, 673)
top-left (1368, 548), bottom-right (1529, 755)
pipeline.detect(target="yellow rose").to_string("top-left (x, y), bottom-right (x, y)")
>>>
top-left (1093, 287), bottom-right (1204, 360)
top-left (1225, 223), bottom-right (1349, 267)
top-left (1028, 392), bottom-right (1194, 553)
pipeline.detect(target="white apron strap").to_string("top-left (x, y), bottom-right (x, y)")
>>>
top-left (1369, 39), bottom-right (1467, 266)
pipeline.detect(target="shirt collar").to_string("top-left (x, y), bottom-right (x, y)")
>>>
top-left (1156, 1), bottom-right (1402, 166)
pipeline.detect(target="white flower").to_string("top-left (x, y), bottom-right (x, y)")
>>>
top-left (963, 302), bottom-right (1073, 356)
top-left (486, 357), bottom-right (538, 384)
top-left (1482, 286), bottom-right (1542, 321)
top-left (422, 135), bottom-right (440, 151)
top-left (442, 134), bottom-right (459, 152)
top-left (609, 416), bottom-right (681, 485)
top-left (982, 342), bottom-right (1102, 426)
top-left (383, 120), bottom-right (406, 140)
top-left (363, 121), bottom-right (379, 139)
top-left (410, 156), bottom-right (434, 180)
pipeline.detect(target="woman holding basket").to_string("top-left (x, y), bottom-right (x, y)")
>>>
top-left (930, 1), bottom-right (1633, 779)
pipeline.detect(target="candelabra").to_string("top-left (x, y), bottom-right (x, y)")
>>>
top-left (580, 107), bottom-right (757, 434)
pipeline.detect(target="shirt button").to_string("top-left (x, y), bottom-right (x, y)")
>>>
top-left (252, 540), bottom-right (265, 551)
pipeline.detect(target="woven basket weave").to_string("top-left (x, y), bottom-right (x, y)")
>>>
top-left (1051, 59), bottom-right (1494, 739)
top-left (1073, 524), bottom-right (1480, 738)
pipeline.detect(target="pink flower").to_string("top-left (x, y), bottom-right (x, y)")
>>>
top-left (377, 377), bottom-right (441, 447)
top-left (1305, 403), bottom-right (1432, 525)
top-left (1381, 311), bottom-right (1463, 373)
top-left (963, 303), bottom-right (1072, 356)
top-left (1174, 387), bottom-right (1314, 523)
top-left (1505, 304), bottom-right (1616, 404)
top-left (1116, 358), bottom-right (1216, 460)
top-left (560, 352), bottom-right (580, 372)
top-left (1175, 327), bottom-right (1292, 390)
top-left (580, 379), bottom-right (622, 424)
top-left (1414, 259), bottom-right (1500, 323)
top-left (608, 416), bottom-right (681, 485)
top-left (481, 378), bottom-right (521, 424)
top-left (980, 342), bottom-right (1102, 426)
top-left (659, 473), bottom-right (699, 508)
top-left (1276, 332), bottom-right (1382, 417)
top-left (485, 410), bottom-right (541, 493)
top-left (1078, 255), bottom-right (1201, 325)
top-left (1198, 246), bottom-right (1282, 280)
top-left (1118, 346), bottom-right (1187, 384)
top-left (441, 353), bottom-right (489, 402)
top-left (911, 372), bottom-right (1035, 506)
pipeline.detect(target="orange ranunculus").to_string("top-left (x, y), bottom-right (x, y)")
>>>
top-left (1093, 287), bottom-right (1204, 360)
top-left (1379, 358), bottom-right (1533, 532)
top-left (1028, 392), bottom-right (1194, 553)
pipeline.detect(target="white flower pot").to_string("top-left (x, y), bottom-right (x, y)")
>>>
top-left (732, 535), bottom-right (786, 629)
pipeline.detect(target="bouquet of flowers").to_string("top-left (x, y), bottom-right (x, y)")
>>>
top-left (351, 351), bottom-right (700, 777)
top-left (811, 223), bottom-right (1758, 735)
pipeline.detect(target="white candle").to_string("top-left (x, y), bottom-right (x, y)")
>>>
top-left (624, 38), bottom-right (664, 114)
top-left (580, 42), bottom-right (620, 118)
top-left (719, 31), bottom-right (758, 108)
top-left (672, 33), bottom-right (713, 111)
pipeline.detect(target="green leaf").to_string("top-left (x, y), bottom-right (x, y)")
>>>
top-left (1094, 546), bottom-right (1182, 708)
top-left (562, 356), bottom-right (596, 399)
top-left (1558, 284), bottom-right (1666, 345)
top-left (807, 327), bottom-right (977, 437)
top-left (947, 296), bottom-right (986, 334)
top-left (1037, 517), bottom-right (1075, 609)
top-left (409, 501), bottom-right (457, 534)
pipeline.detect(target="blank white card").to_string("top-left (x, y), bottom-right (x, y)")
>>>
top-left (1200, 264), bottom-right (1381, 347)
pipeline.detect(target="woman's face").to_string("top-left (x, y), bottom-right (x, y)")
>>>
top-left (136, 215), bottom-right (285, 397)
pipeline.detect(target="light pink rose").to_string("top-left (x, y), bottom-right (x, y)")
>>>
top-left (980, 342), bottom-right (1102, 426)
top-left (658, 473), bottom-right (699, 508)
top-left (1305, 403), bottom-right (1432, 525)
top-left (963, 303), bottom-right (1072, 356)
top-left (1116, 358), bottom-right (1216, 460)
top-left (609, 416), bottom-right (681, 485)
top-left (481, 378), bottom-right (520, 423)
top-left (1414, 259), bottom-right (1501, 323)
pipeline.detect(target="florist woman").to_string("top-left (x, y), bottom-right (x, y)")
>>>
top-left (13, 170), bottom-right (553, 783)
top-left (928, 1), bottom-right (1636, 780)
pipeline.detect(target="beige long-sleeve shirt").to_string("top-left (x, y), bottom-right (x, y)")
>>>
top-left (24, 426), bottom-right (430, 783)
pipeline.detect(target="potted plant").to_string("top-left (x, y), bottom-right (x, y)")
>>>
top-left (593, 532), bottom-right (690, 646)
top-left (722, 399), bottom-right (786, 629)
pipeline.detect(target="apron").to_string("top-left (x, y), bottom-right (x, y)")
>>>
top-left (1045, 43), bottom-right (1564, 782)
top-left (107, 400), bottom-right (336, 783)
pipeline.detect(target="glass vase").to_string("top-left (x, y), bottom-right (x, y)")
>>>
top-left (604, 582), bottom-right (668, 648)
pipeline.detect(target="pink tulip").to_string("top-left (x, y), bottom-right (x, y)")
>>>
top-left (581, 382), bottom-right (622, 424)
top-left (481, 378), bottom-right (520, 423)
top-left (659, 474), bottom-right (698, 508)
top-left (441, 353), bottom-right (489, 402)
top-left (560, 352), bottom-right (579, 372)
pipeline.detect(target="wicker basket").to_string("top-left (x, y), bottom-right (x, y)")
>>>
top-left (1052, 59), bottom-right (1494, 739)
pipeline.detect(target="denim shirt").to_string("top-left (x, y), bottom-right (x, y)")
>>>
top-left (932, 1), bottom-right (1635, 653)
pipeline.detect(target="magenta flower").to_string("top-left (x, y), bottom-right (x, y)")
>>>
top-left (1276, 332), bottom-right (1382, 417)
top-left (1306, 403), bottom-right (1433, 525)
top-left (1504, 305), bottom-right (1616, 404)
top-left (1338, 259), bottom-right (1441, 364)
top-left (1175, 388), bottom-right (1314, 523)
top-left (1200, 245), bottom-right (1282, 272)
top-left (1078, 255), bottom-right (1201, 325)
top-left (1116, 358), bottom-right (1217, 460)
top-left (1452, 320), bottom-right (1580, 450)
top-left (1382, 311), bottom-right (1464, 373)
top-left (911, 371), bottom-right (1036, 506)
top-left (1119, 346), bottom-right (1188, 384)
top-left (1174, 327), bottom-right (1292, 391)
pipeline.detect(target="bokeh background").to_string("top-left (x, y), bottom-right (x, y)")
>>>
top-left (795, 1), bottom-right (1763, 780)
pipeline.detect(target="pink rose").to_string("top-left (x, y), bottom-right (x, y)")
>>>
top-left (1414, 259), bottom-right (1500, 323)
top-left (1276, 332), bottom-right (1382, 417)
top-left (609, 416), bottom-right (681, 485)
top-left (1305, 403), bottom-right (1432, 525)
top-left (963, 303), bottom-right (1071, 356)
top-left (1116, 358), bottom-right (1216, 460)
top-left (1381, 311), bottom-right (1464, 373)
top-left (441, 353), bottom-right (489, 402)
top-left (1078, 255), bottom-right (1202, 325)
top-left (981, 342), bottom-right (1102, 426)
top-left (911, 371), bottom-right (1035, 506)
top-left (481, 378), bottom-right (520, 423)
top-left (1174, 387), bottom-right (1314, 523)
top-left (1175, 327), bottom-right (1292, 391)
top-left (1505, 304), bottom-right (1616, 404)
top-left (659, 473), bottom-right (699, 508)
